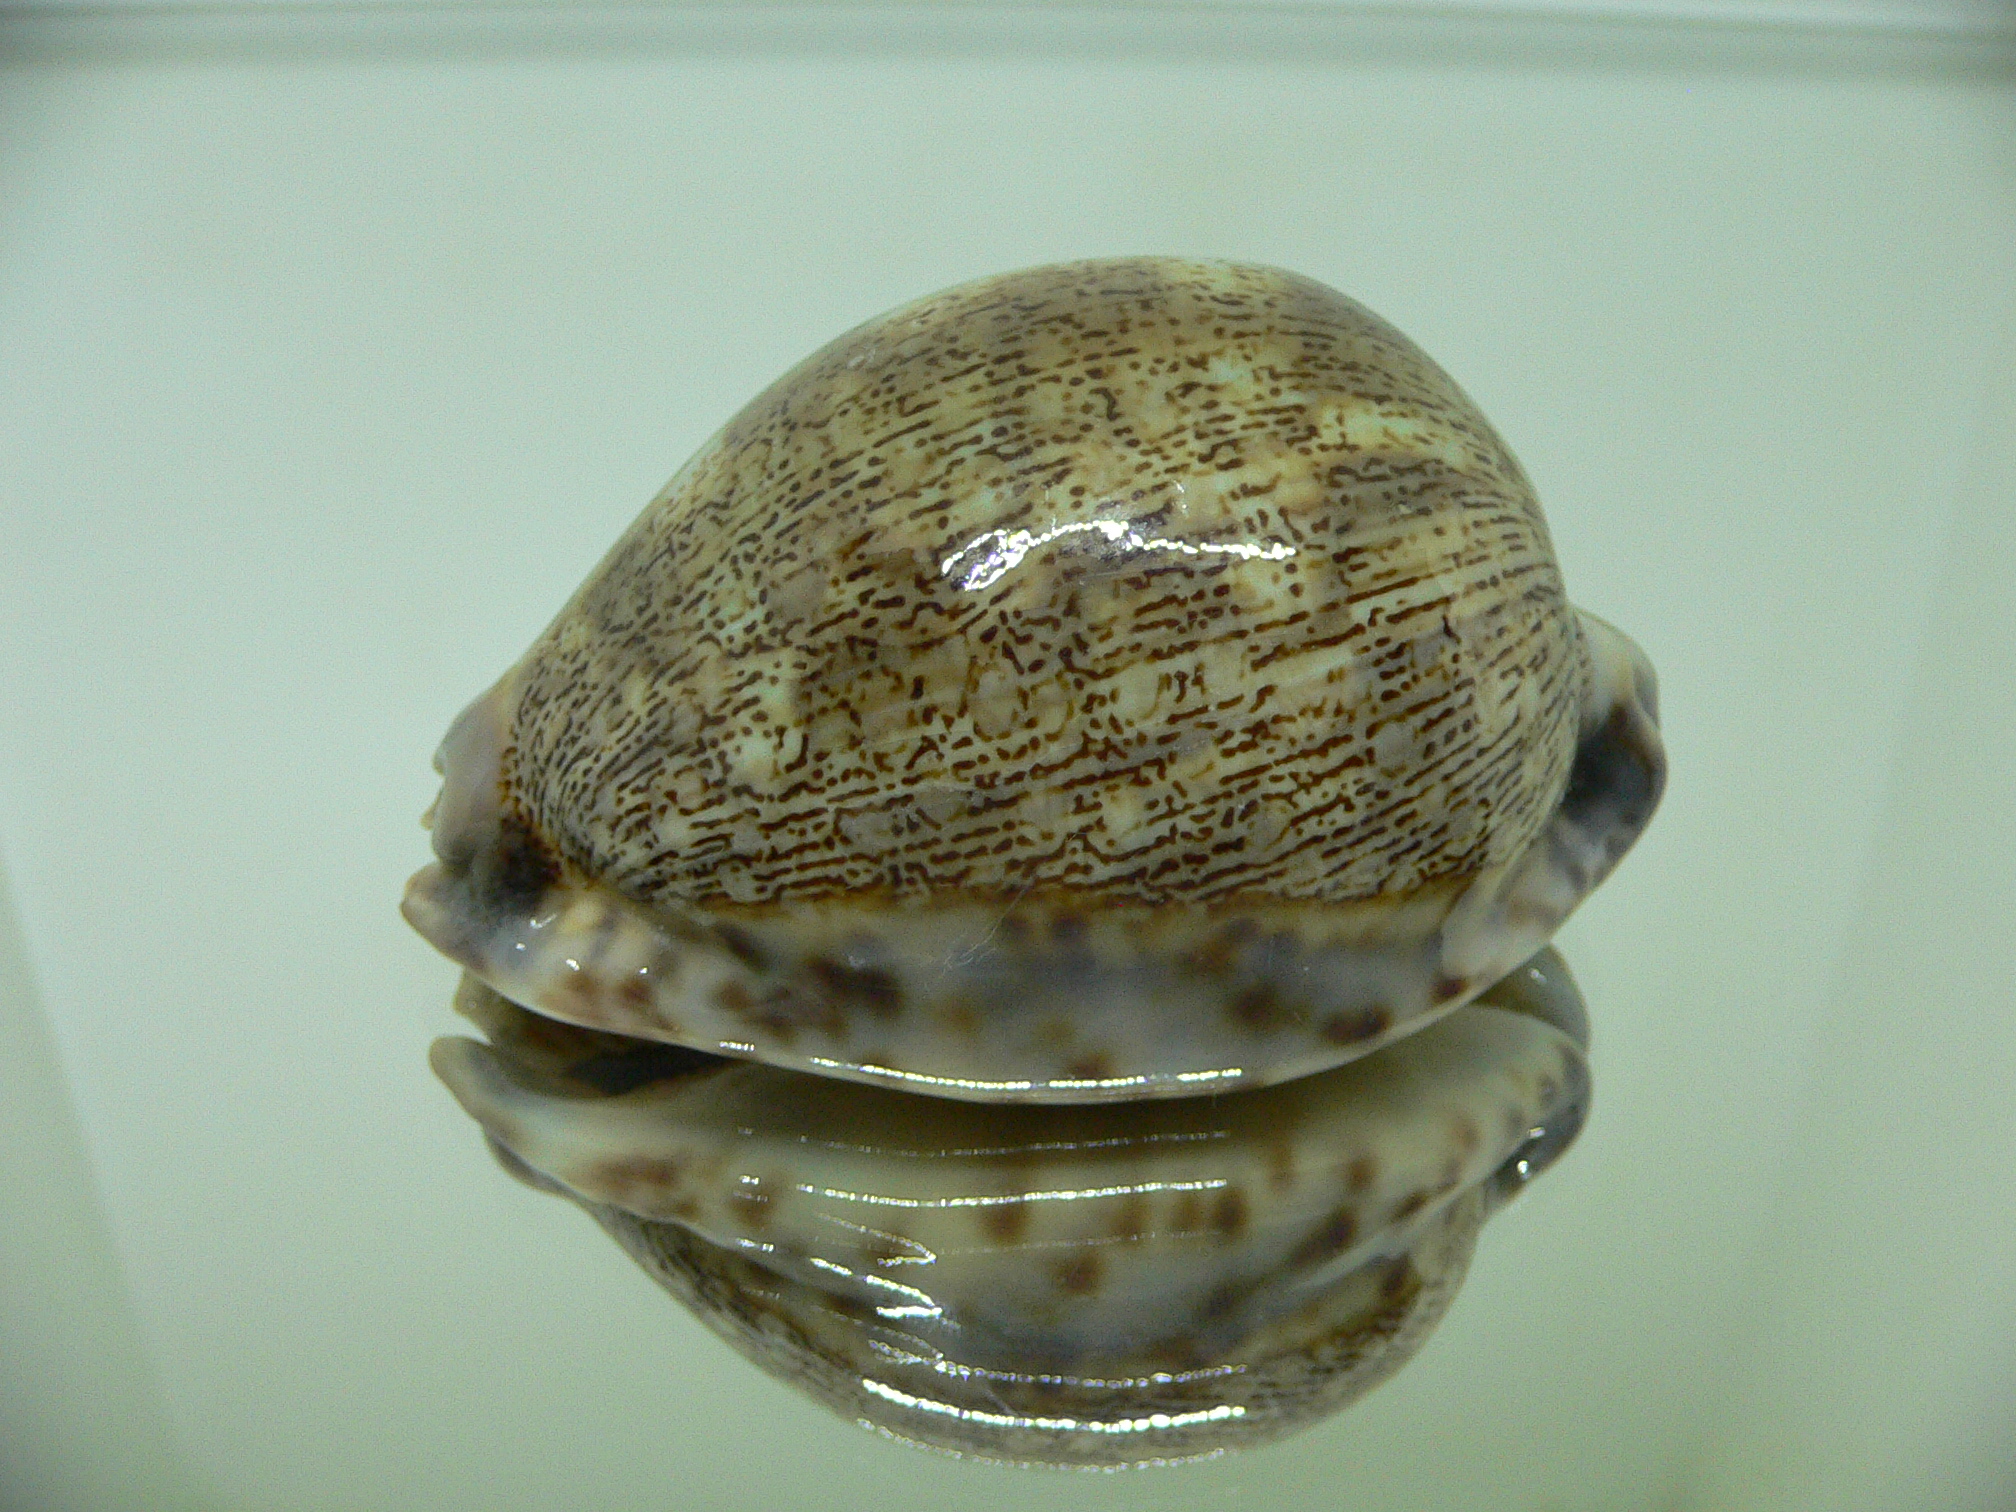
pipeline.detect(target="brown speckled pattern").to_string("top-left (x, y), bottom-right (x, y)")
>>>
top-left (405, 264), bottom-right (1665, 1099)
top-left (508, 259), bottom-right (1587, 913)
top-left (432, 965), bottom-right (1590, 1464)
top-left (408, 262), bottom-right (1660, 1464)
top-left (536, 1145), bottom-right (1486, 1468)
top-left (406, 617), bottom-right (1656, 1100)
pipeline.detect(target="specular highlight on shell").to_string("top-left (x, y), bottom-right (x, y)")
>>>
top-left (434, 949), bottom-right (1592, 1467)
top-left (405, 257), bottom-right (1663, 1466)
top-left (405, 257), bottom-right (1662, 1104)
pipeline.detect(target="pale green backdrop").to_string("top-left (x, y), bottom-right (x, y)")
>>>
top-left (1, 4), bottom-right (2012, 1509)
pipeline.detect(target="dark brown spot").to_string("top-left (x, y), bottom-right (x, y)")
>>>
top-left (617, 971), bottom-right (656, 1010)
top-left (507, 1005), bottom-right (598, 1059)
top-left (751, 1007), bottom-right (800, 1046)
top-left (727, 1183), bottom-right (774, 1229)
top-left (1559, 697), bottom-right (1664, 841)
top-left (1030, 1014), bottom-right (1082, 1053)
top-left (714, 980), bottom-right (753, 1014)
top-left (1452, 1117), bottom-right (1481, 1156)
top-left (935, 999), bottom-right (981, 1037)
top-left (1108, 1193), bottom-right (1153, 1242)
top-left (470, 814), bottom-right (559, 917)
top-left (1064, 1051), bottom-right (1114, 1082)
top-left (981, 1201), bottom-right (1029, 1244)
top-left (1200, 1281), bottom-right (1245, 1321)
top-left (1053, 1251), bottom-right (1103, 1295)
top-left (589, 1154), bottom-right (683, 1206)
top-left (1380, 1256), bottom-right (1419, 1302)
top-left (1172, 1191), bottom-right (1205, 1231)
top-left (1267, 1136), bottom-right (1297, 1192)
top-left (806, 957), bottom-right (903, 1018)
top-left (1050, 912), bottom-right (1087, 945)
top-left (1229, 982), bottom-right (1285, 1032)
top-left (1211, 1187), bottom-right (1250, 1239)
top-left (1321, 1005), bottom-right (1393, 1045)
top-left (1432, 974), bottom-right (1468, 1003)
top-left (714, 924), bottom-right (767, 970)
top-left (1346, 1154), bottom-right (1378, 1193)
top-left (1185, 919), bottom-right (1258, 976)
top-left (1392, 1189), bottom-right (1431, 1220)
top-left (1290, 1207), bottom-right (1358, 1269)
top-left (556, 967), bottom-right (604, 1011)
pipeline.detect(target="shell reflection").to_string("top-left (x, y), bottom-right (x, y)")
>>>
top-left (433, 951), bottom-right (1590, 1466)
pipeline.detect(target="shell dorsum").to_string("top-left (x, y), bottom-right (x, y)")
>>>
top-left (404, 258), bottom-right (1663, 1100)
top-left (525, 257), bottom-right (1579, 907)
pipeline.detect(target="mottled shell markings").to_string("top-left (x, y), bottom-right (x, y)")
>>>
top-left (433, 954), bottom-right (1594, 1466)
top-left (408, 258), bottom-right (1665, 1467)
top-left (405, 259), bottom-right (1662, 1106)
top-left (510, 259), bottom-right (1584, 911)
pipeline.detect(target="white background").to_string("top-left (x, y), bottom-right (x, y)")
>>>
top-left (2, 5), bottom-right (2013, 1510)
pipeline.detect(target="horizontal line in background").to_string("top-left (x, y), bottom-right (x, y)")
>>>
top-left (3, 0), bottom-right (2011, 70)
top-left (4, 0), bottom-right (2014, 34)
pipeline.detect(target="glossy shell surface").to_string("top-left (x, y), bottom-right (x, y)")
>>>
top-left (403, 258), bottom-right (1662, 1103)
top-left (434, 949), bottom-right (1592, 1467)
